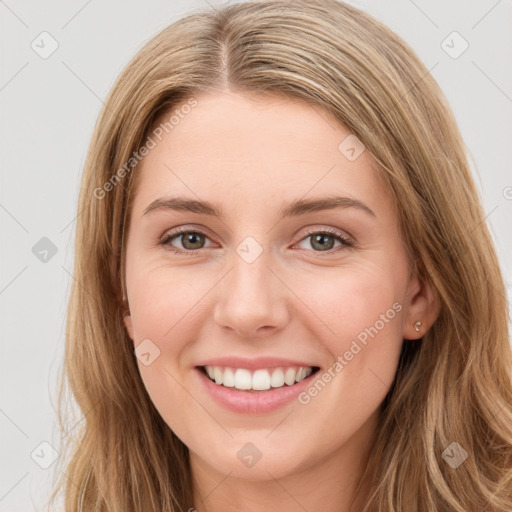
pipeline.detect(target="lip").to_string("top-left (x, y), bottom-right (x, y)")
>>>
top-left (195, 356), bottom-right (318, 370)
top-left (194, 365), bottom-right (320, 414)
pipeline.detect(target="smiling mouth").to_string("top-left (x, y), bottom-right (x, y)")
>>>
top-left (198, 365), bottom-right (321, 392)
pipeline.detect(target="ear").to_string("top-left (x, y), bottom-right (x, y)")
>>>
top-left (123, 312), bottom-right (135, 341)
top-left (402, 271), bottom-right (441, 340)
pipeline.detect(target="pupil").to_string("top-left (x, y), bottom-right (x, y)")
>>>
top-left (180, 233), bottom-right (335, 251)
top-left (312, 234), bottom-right (334, 251)
top-left (184, 233), bottom-right (203, 249)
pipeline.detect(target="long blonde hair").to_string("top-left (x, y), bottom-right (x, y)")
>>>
top-left (49, 1), bottom-right (512, 510)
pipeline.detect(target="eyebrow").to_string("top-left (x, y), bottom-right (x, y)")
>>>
top-left (142, 195), bottom-right (376, 219)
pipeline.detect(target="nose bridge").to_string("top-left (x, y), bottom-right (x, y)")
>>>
top-left (213, 237), bottom-right (288, 336)
top-left (233, 244), bottom-right (273, 298)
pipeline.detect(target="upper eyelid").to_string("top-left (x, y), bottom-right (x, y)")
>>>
top-left (160, 225), bottom-right (353, 248)
top-left (161, 224), bottom-right (351, 238)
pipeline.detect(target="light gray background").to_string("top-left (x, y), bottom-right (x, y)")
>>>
top-left (1, 1), bottom-right (511, 510)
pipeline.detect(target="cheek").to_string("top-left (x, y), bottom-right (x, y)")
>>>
top-left (127, 262), bottom-right (208, 341)
top-left (125, 264), bottom-right (200, 398)
top-left (294, 261), bottom-right (406, 345)
top-left (128, 278), bottom-right (199, 423)
top-left (290, 263), bottom-right (406, 411)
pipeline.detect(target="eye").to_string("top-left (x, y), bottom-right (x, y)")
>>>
top-left (295, 227), bottom-right (353, 254)
top-left (159, 228), bottom-right (214, 253)
top-left (158, 226), bottom-right (353, 255)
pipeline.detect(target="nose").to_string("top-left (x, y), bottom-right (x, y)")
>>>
top-left (213, 252), bottom-right (289, 339)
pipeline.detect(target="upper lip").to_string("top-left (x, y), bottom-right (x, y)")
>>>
top-left (195, 356), bottom-right (320, 370)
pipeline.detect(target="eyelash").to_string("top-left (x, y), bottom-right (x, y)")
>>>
top-left (158, 226), bottom-right (354, 256)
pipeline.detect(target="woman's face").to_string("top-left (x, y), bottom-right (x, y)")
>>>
top-left (123, 91), bottom-right (432, 485)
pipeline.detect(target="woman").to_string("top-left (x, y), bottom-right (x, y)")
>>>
top-left (50, 0), bottom-right (512, 510)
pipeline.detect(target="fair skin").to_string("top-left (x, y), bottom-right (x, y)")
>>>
top-left (123, 90), bottom-right (438, 512)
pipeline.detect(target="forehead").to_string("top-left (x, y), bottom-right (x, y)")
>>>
top-left (131, 91), bottom-right (388, 216)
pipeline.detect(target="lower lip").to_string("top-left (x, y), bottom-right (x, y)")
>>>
top-left (195, 367), bottom-right (318, 414)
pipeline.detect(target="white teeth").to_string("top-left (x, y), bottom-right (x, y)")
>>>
top-left (223, 367), bottom-right (235, 387)
top-left (214, 367), bottom-right (223, 385)
top-left (270, 368), bottom-right (285, 388)
top-left (296, 367), bottom-right (306, 382)
top-left (203, 365), bottom-right (315, 391)
top-left (252, 369), bottom-right (271, 390)
top-left (234, 369), bottom-right (252, 390)
top-left (296, 367), bottom-right (313, 382)
top-left (284, 367), bottom-right (296, 386)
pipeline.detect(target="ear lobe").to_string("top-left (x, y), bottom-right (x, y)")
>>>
top-left (402, 273), bottom-right (441, 340)
top-left (123, 313), bottom-right (134, 341)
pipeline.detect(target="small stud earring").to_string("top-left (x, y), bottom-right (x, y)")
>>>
top-left (414, 320), bottom-right (422, 333)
